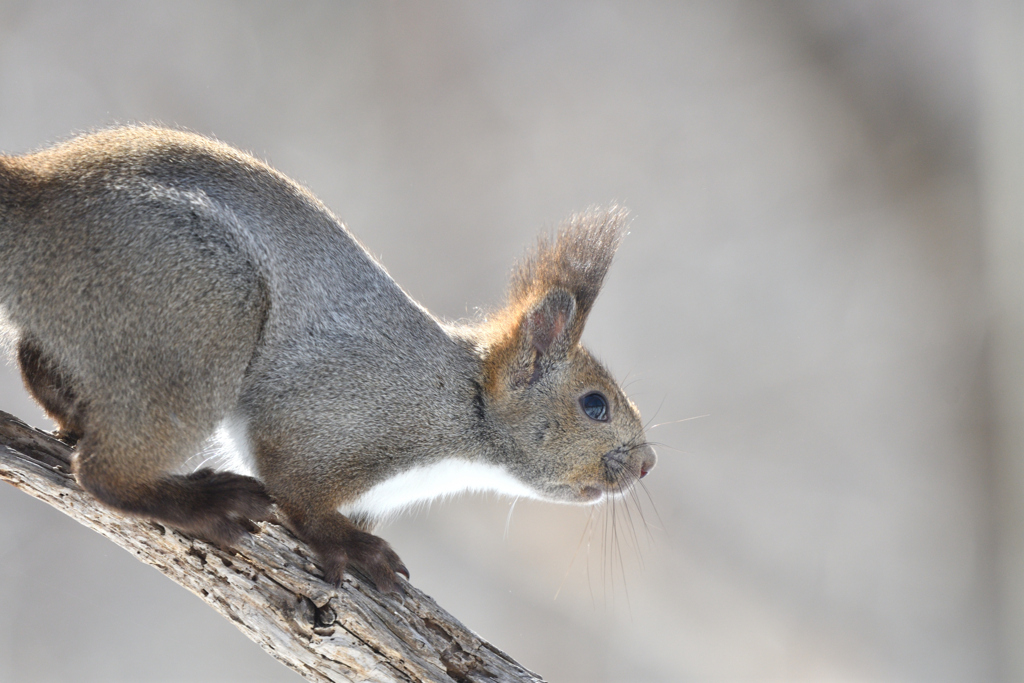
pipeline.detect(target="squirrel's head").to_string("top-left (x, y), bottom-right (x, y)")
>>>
top-left (478, 207), bottom-right (656, 505)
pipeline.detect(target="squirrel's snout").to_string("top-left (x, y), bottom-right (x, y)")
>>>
top-left (639, 444), bottom-right (656, 478)
top-left (601, 443), bottom-right (657, 484)
top-left (578, 444), bottom-right (656, 503)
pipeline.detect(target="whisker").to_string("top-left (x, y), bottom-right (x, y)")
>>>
top-left (618, 484), bottom-right (645, 571)
top-left (612, 496), bottom-right (633, 619)
top-left (190, 452), bottom-right (218, 472)
top-left (645, 440), bottom-right (690, 455)
top-left (604, 497), bottom-right (614, 608)
top-left (648, 414), bottom-right (710, 430)
top-left (642, 395), bottom-right (668, 432)
top-left (621, 378), bottom-right (642, 392)
top-left (637, 479), bottom-right (666, 532)
top-left (504, 497), bottom-right (518, 539)
top-left (181, 450), bottom-right (207, 469)
top-left (555, 506), bottom-right (594, 601)
top-left (585, 506), bottom-right (597, 607)
top-left (625, 480), bottom-right (654, 547)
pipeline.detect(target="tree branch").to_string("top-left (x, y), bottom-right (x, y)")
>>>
top-left (0, 410), bottom-right (544, 683)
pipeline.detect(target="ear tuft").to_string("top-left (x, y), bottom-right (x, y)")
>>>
top-left (507, 206), bottom-right (628, 346)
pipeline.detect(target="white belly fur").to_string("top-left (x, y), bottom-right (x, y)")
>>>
top-left (339, 459), bottom-right (539, 522)
top-left (209, 414), bottom-right (258, 477)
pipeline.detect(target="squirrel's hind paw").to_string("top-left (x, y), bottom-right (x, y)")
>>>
top-left (164, 470), bottom-right (275, 546)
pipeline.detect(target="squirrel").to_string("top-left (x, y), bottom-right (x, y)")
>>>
top-left (0, 126), bottom-right (656, 593)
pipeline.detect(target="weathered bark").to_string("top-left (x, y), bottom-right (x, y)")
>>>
top-left (0, 410), bottom-right (544, 683)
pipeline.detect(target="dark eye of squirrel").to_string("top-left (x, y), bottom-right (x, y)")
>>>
top-left (581, 392), bottom-right (609, 422)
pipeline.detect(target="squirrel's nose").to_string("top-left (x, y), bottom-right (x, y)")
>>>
top-left (639, 444), bottom-right (657, 478)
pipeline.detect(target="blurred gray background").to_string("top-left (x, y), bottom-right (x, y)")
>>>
top-left (1, 1), bottom-right (1022, 681)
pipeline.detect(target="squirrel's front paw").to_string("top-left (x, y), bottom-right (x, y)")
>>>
top-left (283, 507), bottom-right (410, 593)
top-left (321, 529), bottom-right (410, 594)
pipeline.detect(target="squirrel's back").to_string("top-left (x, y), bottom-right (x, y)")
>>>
top-left (0, 127), bottom-right (438, 340)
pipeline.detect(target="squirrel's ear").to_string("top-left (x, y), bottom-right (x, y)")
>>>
top-left (507, 206), bottom-right (628, 348)
top-left (500, 289), bottom-right (576, 388)
top-left (524, 289), bottom-right (577, 356)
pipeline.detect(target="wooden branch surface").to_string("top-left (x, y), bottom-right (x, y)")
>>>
top-left (0, 410), bottom-right (545, 683)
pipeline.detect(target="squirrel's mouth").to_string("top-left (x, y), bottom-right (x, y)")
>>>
top-left (576, 479), bottom-right (636, 504)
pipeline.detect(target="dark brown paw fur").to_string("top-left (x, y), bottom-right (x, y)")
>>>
top-left (169, 470), bottom-right (276, 546)
top-left (318, 529), bottom-right (410, 594)
top-left (74, 462), bottom-right (275, 548)
top-left (282, 508), bottom-right (409, 593)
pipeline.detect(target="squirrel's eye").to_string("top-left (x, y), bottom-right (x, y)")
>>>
top-left (581, 392), bottom-right (609, 422)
